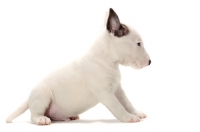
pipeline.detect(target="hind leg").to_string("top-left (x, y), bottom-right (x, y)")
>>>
top-left (30, 99), bottom-right (51, 125)
top-left (28, 85), bottom-right (52, 125)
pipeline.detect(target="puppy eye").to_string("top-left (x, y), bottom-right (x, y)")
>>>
top-left (137, 42), bottom-right (141, 46)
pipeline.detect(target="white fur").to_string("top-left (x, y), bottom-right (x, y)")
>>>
top-left (6, 11), bottom-right (150, 125)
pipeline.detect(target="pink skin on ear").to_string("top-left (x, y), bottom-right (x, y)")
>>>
top-left (104, 11), bottom-right (109, 26)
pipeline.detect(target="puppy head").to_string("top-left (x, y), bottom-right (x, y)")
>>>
top-left (106, 8), bottom-right (151, 69)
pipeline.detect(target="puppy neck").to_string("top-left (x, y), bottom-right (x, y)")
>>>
top-left (86, 28), bottom-right (120, 69)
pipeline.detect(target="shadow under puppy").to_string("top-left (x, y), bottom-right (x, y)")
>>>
top-left (6, 8), bottom-right (151, 125)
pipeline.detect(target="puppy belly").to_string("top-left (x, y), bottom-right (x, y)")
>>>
top-left (44, 96), bottom-right (99, 121)
top-left (44, 103), bottom-right (70, 121)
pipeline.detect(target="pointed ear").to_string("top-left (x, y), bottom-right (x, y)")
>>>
top-left (106, 8), bottom-right (129, 37)
top-left (106, 8), bottom-right (121, 33)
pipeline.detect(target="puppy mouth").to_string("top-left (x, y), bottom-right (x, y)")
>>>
top-left (130, 61), bottom-right (142, 69)
top-left (121, 60), bottom-right (142, 69)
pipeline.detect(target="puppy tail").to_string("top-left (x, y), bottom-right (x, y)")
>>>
top-left (6, 100), bottom-right (28, 123)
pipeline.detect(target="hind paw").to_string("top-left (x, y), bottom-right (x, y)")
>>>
top-left (36, 116), bottom-right (51, 125)
top-left (69, 116), bottom-right (79, 120)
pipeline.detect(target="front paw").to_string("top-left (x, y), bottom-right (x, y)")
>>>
top-left (120, 114), bottom-right (140, 123)
top-left (133, 111), bottom-right (147, 119)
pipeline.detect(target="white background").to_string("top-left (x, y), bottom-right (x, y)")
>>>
top-left (1, 0), bottom-right (200, 132)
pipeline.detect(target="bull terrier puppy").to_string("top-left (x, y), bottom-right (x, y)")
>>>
top-left (6, 8), bottom-right (151, 125)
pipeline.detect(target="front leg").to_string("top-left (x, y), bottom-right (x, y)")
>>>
top-left (94, 91), bottom-right (140, 123)
top-left (115, 85), bottom-right (147, 119)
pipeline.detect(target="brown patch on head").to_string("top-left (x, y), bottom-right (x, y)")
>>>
top-left (106, 8), bottom-right (129, 37)
top-left (113, 24), bottom-right (129, 37)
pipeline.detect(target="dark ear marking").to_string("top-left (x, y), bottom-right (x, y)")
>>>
top-left (106, 8), bottom-right (129, 37)
top-left (114, 24), bottom-right (129, 37)
top-left (106, 8), bottom-right (121, 34)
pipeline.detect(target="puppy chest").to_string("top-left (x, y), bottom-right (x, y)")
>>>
top-left (109, 81), bottom-right (120, 93)
top-left (104, 75), bottom-right (121, 93)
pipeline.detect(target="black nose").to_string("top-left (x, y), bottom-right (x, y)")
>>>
top-left (148, 60), bottom-right (151, 65)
